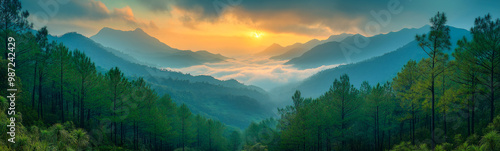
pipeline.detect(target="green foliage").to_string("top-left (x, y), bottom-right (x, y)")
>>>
top-left (479, 131), bottom-right (500, 151)
top-left (229, 130), bottom-right (242, 151)
top-left (243, 143), bottom-right (268, 151)
top-left (390, 142), bottom-right (429, 151)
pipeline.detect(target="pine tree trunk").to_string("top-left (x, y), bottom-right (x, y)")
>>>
top-left (431, 66), bottom-right (435, 150)
top-left (472, 93), bottom-right (475, 134)
top-left (490, 72), bottom-right (494, 122)
top-left (73, 90), bottom-right (76, 120)
top-left (60, 56), bottom-right (64, 123)
top-left (121, 122), bottom-right (124, 145)
top-left (32, 61), bottom-right (37, 109)
top-left (467, 103), bottom-right (470, 137)
top-left (80, 93), bottom-right (84, 128)
top-left (412, 104), bottom-right (415, 145)
top-left (38, 71), bottom-right (43, 120)
top-left (444, 109), bottom-right (447, 142)
top-left (317, 125), bottom-right (320, 151)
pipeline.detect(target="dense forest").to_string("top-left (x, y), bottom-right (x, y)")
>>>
top-left (1, 1), bottom-right (500, 151)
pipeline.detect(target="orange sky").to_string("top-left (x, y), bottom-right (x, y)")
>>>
top-left (139, 8), bottom-right (330, 56)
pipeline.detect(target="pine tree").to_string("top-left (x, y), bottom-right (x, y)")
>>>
top-left (179, 103), bottom-right (192, 151)
top-left (329, 74), bottom-right (361, 150)
top-left (468, 14), bottom-right (500, 122)
top-left (0, 0), bottom-right (32, 58)
top-left (416, 12), bottom-right (451, 149)
top-left (105, 67), bottom-right (129, 145)
top-left (51, 43), bottom-right (72, 123)
top-left (72, 50), bottom-right (97, 128)
top-left (229, 130), bottom-right (242, 151)
top-left (393, 60), bottom-right (421, 144)
top-left (453, 38), bottom-right (481, 135)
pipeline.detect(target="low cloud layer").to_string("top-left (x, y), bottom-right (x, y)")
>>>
top-left (164, 57), bottom-right (340, 91)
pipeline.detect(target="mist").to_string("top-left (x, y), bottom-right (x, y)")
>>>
top-left (163, 57), bottom-right (341, 91)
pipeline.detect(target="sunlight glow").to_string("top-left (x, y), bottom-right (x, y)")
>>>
top-left (252, 31), bottom-right (263, 38)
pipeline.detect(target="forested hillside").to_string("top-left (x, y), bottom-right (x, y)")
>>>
top-left (47, 30), bottom-right (274, 129)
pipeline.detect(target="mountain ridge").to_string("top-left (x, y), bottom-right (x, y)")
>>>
top-left (271, 26), bottom-right (470, 106)
top-left (285, 25), bottom-right (431, 69)
top-left (268, 33), bottom-right (354, 60)
top-left (90, 27), bottom-right (228, 68)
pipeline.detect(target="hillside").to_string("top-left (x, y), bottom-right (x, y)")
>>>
top-left (48, 32), bottom-right (274, 128)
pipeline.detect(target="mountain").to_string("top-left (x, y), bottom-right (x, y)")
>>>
top-left (89, 27), bottom-right (228, 68)
top-left (285, 26), bottom-right (430, 69)
top-left (267, 33), bottom-right (354, 60)
top-left (268, 39), bottom-right (321, 60)
top-left (272, 26), bottom-right (470, 104)
top-left (48, 32), bottom-right (274, 128)
top-left (255, 43), bottom-right (285, 56)
top-left (256, 39), bottom-right (321, 58)
top-left (325, 33), bottom-right (355, 42)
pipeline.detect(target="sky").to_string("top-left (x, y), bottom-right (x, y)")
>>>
top-left (19, 0), bottom-right (500, 90)
top-left (21, 0), bottom-right (500, 56)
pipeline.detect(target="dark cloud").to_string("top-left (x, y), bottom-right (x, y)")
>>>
top-left (21, 0), bottom-right (157, 29)
top-left (136, 0), bottom-right (500, 36)
top-left (139, 0), bottom-right (171, 12)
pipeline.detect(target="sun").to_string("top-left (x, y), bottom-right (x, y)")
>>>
top-left (252, 31), bottom-right (263, 38)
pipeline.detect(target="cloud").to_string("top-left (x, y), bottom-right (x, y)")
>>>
top-left (23, 0), bottom-right (157, 29)
top-left (135, 0), bottom-right (500, 36)
top-left (163, 57), bottom-right (341, 91)
top-left (138, 0), bottom-right (171, 12)
top-left (130, 0), bottom-right (397, 36)
top-left (113, 6), bottom-right (158, 29)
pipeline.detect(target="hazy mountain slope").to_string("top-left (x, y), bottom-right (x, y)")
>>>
top-left (270, 33), bottom-right (354, 60)
top-left (272, 26), bottom-right (470, 104)
top-left (49, 32), bottom-right (151, 76)
top-left (90, 27), bottom-right (228, 68)
top-left (255, 43), bottom-right (285, 56)
top-left (268, 39), bottom-right (321, 60)
top-left (256, 39), bottom-right (320, 58)
top-left (285, 26), bottom-right (430, 69)
top-left (49, 32), bottom-right (273, 128)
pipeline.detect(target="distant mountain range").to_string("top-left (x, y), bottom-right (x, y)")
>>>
top-left (271, 26), bottom-right (471, 105)
top-left (90, 27), bottom-right (228, 68)
top-left (256, 33), bottom-right (353, 60)
top-left (48, 32), bottom-right (274, 128)
top-left (271, 33), bottom-right (354, 60)
top-left (285, 26), bottom-right (430, 69)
